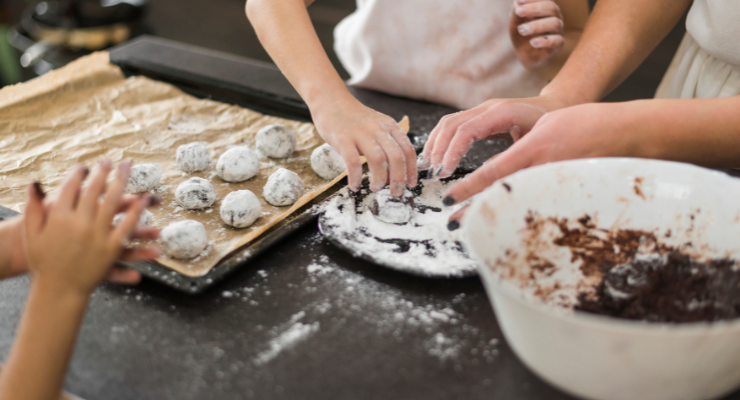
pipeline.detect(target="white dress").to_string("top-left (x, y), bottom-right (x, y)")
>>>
top-left (656, 0), bottom-right (740, 99)
top-left (333, 0), bottom-right (547, 110)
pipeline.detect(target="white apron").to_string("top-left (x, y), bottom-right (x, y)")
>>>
top-left (656, 0), bottom-right (740, 99)
top-left (333, 0), bottom-right (547, 110)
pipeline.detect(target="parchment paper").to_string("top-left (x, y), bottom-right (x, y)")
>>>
top-left (0, 52), bottom-right (376, 277)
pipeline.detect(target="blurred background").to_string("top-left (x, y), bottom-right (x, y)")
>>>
top-left (0, 0), bottom-right (686, 102)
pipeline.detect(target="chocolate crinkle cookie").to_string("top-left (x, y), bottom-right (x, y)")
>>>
top-left (216, 147), bottom-right (260, 183)
top-left (311, 143), bottom-right (346, 180)
top-left (576, 251), bottom-right (740, 323)
top-left (370, 189), bottom-right (414, 224)
top-left (263, 168), bottom-right (305, 206)
top-left (220, 190), bottom-right (262, 228)
top-left (256, 124), bottom-right (297, 159)
top-left (126, 164), bottom-right (162, 193)
top-left (160, 220), bottom-right (208, 260)
top-left (175, 177), bottom-right (217, 210)
top-left (176, 142), bottom-right (211, 173)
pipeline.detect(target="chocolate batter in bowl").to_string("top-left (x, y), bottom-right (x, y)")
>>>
top-left (463, 158), bottom-right (740, 400)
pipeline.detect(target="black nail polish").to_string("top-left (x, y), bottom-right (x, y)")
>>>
top-left (443, 196), bottom-right (455, 206)
top-left (447, 220), bottom-right (460, 231)
top-left (435, 165), bottom-right (443, 177)
top-left (82, 166), bottom-right (90, 179)
top-left (149, 194), bottom-right (162, 207)
top-left (426, 168), bottom-right (434, 180)
top-left (33, 181), bottom-right (46, 199)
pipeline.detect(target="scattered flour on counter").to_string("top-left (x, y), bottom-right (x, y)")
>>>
top-left (320, 179), bottom-right (478, 277)
top-left (307, 263), bottom-right (334, 276)
top-left (254, 321), bottom-right (320, 365)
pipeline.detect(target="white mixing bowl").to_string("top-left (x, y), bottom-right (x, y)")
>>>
top-left (463, 158), bottom-right (740, 400)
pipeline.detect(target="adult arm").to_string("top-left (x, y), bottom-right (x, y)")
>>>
top-left (422, 0), bottom-right (693, 178)
top-left (246, 0), bottom-right (416, 195)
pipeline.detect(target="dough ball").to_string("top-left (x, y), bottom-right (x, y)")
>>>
top-left (370, 189), bottom-right (414, 224)
top-left (216, 147), bottom-right (260, 183)
top-left (160, 220), bottom-right (208, 260)
top-left (263, 168), bottom-right (305, 206)
top-left (175, 177), bottom-right (217, 210)
top-left (220, 190), bottom-right (262, 228)
top-left (311, 143), bottom-right (346, 180)
top-left (126, 164), bottom-right (162, 193)
top-left (256, 124), bottom-right (297, 158)
top-left (113, 209), bottom-right (154, 227)
top-left (176, 142), bottom-right (210, 172)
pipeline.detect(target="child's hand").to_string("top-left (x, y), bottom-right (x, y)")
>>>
top-left (509, 0), bottom-right (565, 70)
top-left (312, 100), bottom-right (417, 196)
top-left (23, 160), bottom-right (160, 296)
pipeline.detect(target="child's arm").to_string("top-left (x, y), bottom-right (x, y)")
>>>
top-left (246, 0), bottom-right (417, 196)
top-left (509, 0), bottom-right (589, 81)
top-left (0, 161), bottom-right (158, 400)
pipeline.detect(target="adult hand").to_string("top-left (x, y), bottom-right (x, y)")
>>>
top-left (420, 95), bottom-right (567, 179)
top-left (313, 100), bottom-right (417, 196)
top-left (444, 102), bottom-right (641, 223)
top-left (23, 161), bottom-right (161, 295)
top-left (509, 0), bottom-right (566, 70)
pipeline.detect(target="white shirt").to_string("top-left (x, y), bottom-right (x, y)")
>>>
top-left (686, 0), bottom-right (740, 67)
top-left (333, 0), bottom-right (547, 110)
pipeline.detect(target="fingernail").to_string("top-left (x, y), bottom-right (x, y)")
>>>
top-left (516, 0), bottom-right (526, 4)
top-left (33, 181), bottom-right (46, 199)
top-left (530, 37), bottom-right (545, 48)
top-left (138, 193), bottom-right (151, 207)
top-left (118, 161), bottom-right (132, 178)
top-left (149, 194), bottom-right (162, 207)
top-left (447, 220), bottom-right (460, 231)
top-left (426, 168), bottom-right (435, 180)
top-left (99, 158), bottom-right (113, 169)
top-left (515, 6), bottom-right (526, 16)
top-left (443, 196), bottom-right (455, 207)
top-left (518, 23), bottom-right (531, 36)
top-left (82, 166), bottom-right (90, 179)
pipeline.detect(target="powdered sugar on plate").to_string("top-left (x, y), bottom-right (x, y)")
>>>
top-left (319, 178), bottom-right (478, 278)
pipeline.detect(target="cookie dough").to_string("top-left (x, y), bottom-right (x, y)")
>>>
top-left (220, 190), bottom-right (262, 228)
top-left (126, 164), bottom-right (162, 193)
top-left (216, 147), bottom-right (260, 183)
top-left (311, 143), bottom-right (346, 180)
top-left (175, 177), bottom-right (217, 210)
top-left (176, 142), bottom-right (210, 173)
top-left (160, 220), bottom-right (208, 260)
top-left (263, 168), bottom-right (305, 206)
top-left (256, 124), bottom-right (297, 159)
top-left (370, 189), bottom-right (414, 224)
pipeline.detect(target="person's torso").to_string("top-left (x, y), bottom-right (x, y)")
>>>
top-left (333, 0), bottom-right (546, 109)
top-left (686, 0), bottom-right (740, 67)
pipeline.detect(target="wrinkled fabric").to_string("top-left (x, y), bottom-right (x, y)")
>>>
top-left (334, 0), bottom-right (547, 109)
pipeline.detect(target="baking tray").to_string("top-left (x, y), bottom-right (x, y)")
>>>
top-left (0, 36), bottom-right (427, 294)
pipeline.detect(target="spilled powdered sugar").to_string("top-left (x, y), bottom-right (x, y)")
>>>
top-left (320, 179), bottom-right (478, 277)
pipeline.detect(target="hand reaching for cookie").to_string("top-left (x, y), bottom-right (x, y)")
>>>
top-left (509, 0), bottom-right (566, 71)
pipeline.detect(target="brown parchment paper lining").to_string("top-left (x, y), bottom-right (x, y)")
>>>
top-left (0, 52), bottom-right (399, 278)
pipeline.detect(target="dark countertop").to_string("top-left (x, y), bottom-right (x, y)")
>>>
top-left (1, 36), bottom-right (739, 400)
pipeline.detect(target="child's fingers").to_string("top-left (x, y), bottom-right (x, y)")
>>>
top-left (338, 146), bottom-right (363, 191)
top-left (79, 160), bottom-right (113, 219)
top-left (389, 125), bottom-right (419, 187)
top-left (130, 226), bottom-right (161, 241)
top-left (116, 194), bottom-right (162, 214)
top-left (425, 107), bottom-right (490, 174)
top-left (24, 182), bottom-right (46, 236)
top-left (517, 16), bottom-right (563, 37)
top-left (110, 195), bottom-right (148, 245)
top-left (361, 139), bottom-right (390, 192)
top-left (514, 1), bottom-right (560, 19)
top-left (375, 133), bottom-right (408, 197)
top-left (54, 164), bottom-right (89, 211)
top-left (118, 246), bottom-right (161, 262)
top-left (98, 162), bottom-right (131, 226)
top-left (105, 267), bottom-right (142, 285)
top-left (530, 34), bottom-right (564, 49)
